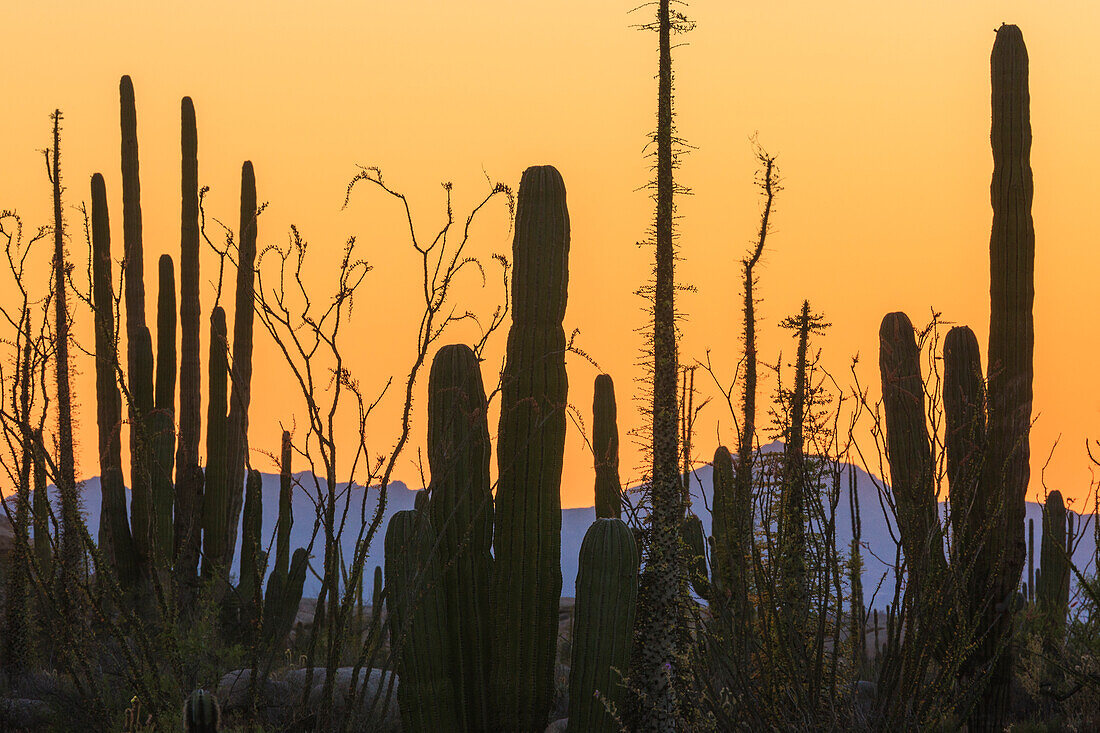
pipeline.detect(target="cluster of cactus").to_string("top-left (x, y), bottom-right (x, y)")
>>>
top-left (876, 24), bottom-right (1034, 730)
top-left (384, 165), bottom-right (642, 733)
top-left (85, 78), bottom-right (306, 653)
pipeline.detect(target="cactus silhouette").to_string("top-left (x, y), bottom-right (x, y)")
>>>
top-left (1037, 491), bottom-right (1068, 646)
top-left (490, 164), bottom-right (569, 732)
top-left (201, 307), bottom-right (229, 581)
top-left (426, 344), bottom-right (493, 731)
top-left (174, 96), bottom-right (204, 592)
top-left (593, 374), bottom-right (622, 520)
top-left (385, 510), bottom-right (462, 731)
top-left (152, 254), bottom-right (177, 561)
top-left (567, 518), bottom-right (639, 733)
top-left (223, 162), bottom-right (259, 571)
top-left (91, 172), bottom-right (138, 591)
top-left (120, 77), bottom-right (156, 585)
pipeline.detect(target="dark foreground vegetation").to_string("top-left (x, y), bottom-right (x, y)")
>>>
top-left (0, 5), bottom-right (1097, 732)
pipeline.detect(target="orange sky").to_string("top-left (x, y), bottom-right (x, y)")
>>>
top-left (2, 2), bottom-right (1099, 511)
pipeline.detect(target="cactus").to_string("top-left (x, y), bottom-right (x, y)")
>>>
top-left (593, 374), bottom-right (622, 520)
top-left (372, 565), bottom-right (383, 611)
top-left (1037, 491), bottom-right (1068, 647)
top-left (878, 312), bottom-right (947, 621)
top-left (567, 518), bottom-right (639, 733)
top-left (710, 445), bottom-right (751, 642)
top-left (174, 96), bottom-right (204, 589)
top-left (31, 429), bottom-right (51, 580)
top-left (183, 689), bottom-right (220, 733)
top-left (385, 510), bottom-right (462, 731)
top-left (236, 469), bottom-right (265, 641)
top-left (91, 173), bottom-right (138, 590)
top-left (1028, 518), bottom-right (1035, 604)
top-left (152, 254), bottom-right (177, 561)
top-left (681, 512), bottom-right (709, 599)
top-left (273, 430), bottom-right (293, 581)
top-left (223, 162), bottom-right (259, 570)
top-left (490, 164), bottom-right (569, 731)
top-left (201, 307), bottom-right (229, 580)
top-left (131, 325), bottom-right (156, 575)
top-left (426, 344), bottom-right (493, 731)
top-left (970, 26), bottom-right (1035, 728)
top-left (120, 77), bottom-right (156, 583)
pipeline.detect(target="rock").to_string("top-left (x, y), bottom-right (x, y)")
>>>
top-left (545, 718), bottom-right (569, 733)
top-left (216, 669), bottom-right (290, 712)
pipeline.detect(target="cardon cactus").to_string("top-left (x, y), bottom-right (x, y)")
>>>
top-left (971, 26), bottom-right (1035, 728)
top-left (567, 518), bottom-right (639, 733)
top-left (490, 164), bottom-right (569, 731)
top-left (175, 95), bottom-right (203, 583)
top-left (1037, 490), bottom-right (1068, 647)
top-left (878, 312), bottom-right (947, 619)
top-left (120, 76), bottom-right (156, 582)
top-left (236, 469), bottom-right (265, 641)
top-left (91, 172), bottom-right (137, 590)
top-left (183, 688), bottom-right (220, 732)
top-left (426, 344), bottom-right (493, 731)
top-left (152, 254), bottom-right (177, 561)
top-left (385, 510), bottom-right (462, 731)
top-left (201, 307), bottom-right (229, 580)
top-left (223, 161), bottom-right (259, 571)
top-left (593, 374), bottom-right (622, 520)
top-left (681, 512), bottom-right (709, 599)
top-left (944, 325), bottom-right (987, 628)
top-left (710, 445), bottom-right (751, 641)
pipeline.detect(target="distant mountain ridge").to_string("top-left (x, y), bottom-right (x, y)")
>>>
top-left (8, 444), bottom-right (1095, 602)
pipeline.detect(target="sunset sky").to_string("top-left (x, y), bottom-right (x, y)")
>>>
top-left (2, 1), bottom-right (1099, 512)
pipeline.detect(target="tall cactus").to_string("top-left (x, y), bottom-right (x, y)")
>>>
top-left (385, 510), bottom-right (462, 731)
top-left (152, 254), bottom-right (177, 560)
top-left (223, 162), bottom-right (259, 569)
top-left (1037, 491), bottom-right (1068, 647)
top-left (120, 76), bottom-right (156, 583)
top-left (273, 430), bottom-right (293, 582)
top-left (972, 25), bottom-right (1035, 728)
top-left (175, 95), bottom-right (203, 585)
top-left (237, 469), bottom-right (264, 641)
top-left (201, 307), bottom-right (229, 580)
top-left (878, 312), bottom-right (947, 626)
top-left (490, 165), bottom-right (569, 731)
top-left (31, 428), bottom-right (51, 580)
top-left (426, 344), bottom-right (493, 731)
top-left (1027, 518), bottom-right (1035, 603)
top-left (567, 519), bottom-right (639, 733)
top-left (593, 374), bottom-right (622, 520)
top-left (131, 325), bottom-right (156, 576)
top-left (91, 173), bottom-right (137, 590)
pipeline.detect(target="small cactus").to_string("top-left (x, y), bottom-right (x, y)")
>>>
top-left (183, 689), bottom-right (220, 732)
